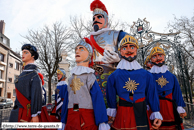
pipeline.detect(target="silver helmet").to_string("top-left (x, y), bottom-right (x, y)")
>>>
top-left (76, 39), bottom-right (93, 63)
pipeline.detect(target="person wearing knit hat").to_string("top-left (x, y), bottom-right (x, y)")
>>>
top-left (106, 35), bottom-right (163, 130)
top-left (149, 46), bottom-right (186, 130)
top-left (65, 38), bottom-right (110, 130)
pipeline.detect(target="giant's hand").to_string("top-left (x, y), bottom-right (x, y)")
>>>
top-left (180, 112), bottom-right (187, 118)
top-left (152, 118), bottom-right (161, 129)
top-left (30, 116), bottom-right (39, 122)
top-left (102, 50), bottom-right (120, 64)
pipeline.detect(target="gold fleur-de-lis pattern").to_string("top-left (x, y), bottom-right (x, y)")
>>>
top-left (123, 78), bottom-right (139, 94)
top-left (70, 75), bottom-right (84, 94)
top-left (156, 75), bottom-right (169, 88)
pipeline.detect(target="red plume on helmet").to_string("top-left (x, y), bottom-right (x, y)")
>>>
top-left (90, 0), bottom-right (108, 15)
top-left (84, 37), bottom-right (94, 67)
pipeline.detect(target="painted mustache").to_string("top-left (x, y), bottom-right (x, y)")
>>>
top-left (152, 61), bottom-right (165, 67)
top-left (93, 21), bottom-right (102, 26)
top-left (156, 59), bottom-right (162, 62)
top-left (121, 55), bottom-right (137, 62)
top-left (125, 52), bottom-right (134, 55)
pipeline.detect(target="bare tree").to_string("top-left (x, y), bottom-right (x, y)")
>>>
top-left (168, 14), bottom-right (194, 95)
top-left (22, 21), bottom-right (73, 103)
top-left (168, 15), bottom-right (194, 59)
top-left (69, 15), bottom-right (130, 42)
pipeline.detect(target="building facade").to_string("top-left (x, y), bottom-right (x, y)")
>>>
top-left (6, 51), bottom-right (22, 102)
top-left (0, 20), bottom-right (22, 102)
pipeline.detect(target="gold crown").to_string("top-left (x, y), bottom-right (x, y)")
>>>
top-left (57, 69), bottom-right (64, 75)
top-left (144, 56), bottom-right (150, 65)
top-left (118, 35), bottom-right (139, 51)
top-left (149, 47), bottom-right (166, 58)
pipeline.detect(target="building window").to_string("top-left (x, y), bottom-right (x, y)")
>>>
top-left (7, 92), bottom-right (11, 98)
top-left (0, 53), bottom-right (4, 62)
top-left (14, 75), bottom-right (18, 81)
top-left (3, 38), bottom-right (7, 45)
top-left (8, 78), bottom-right (12, 82)
top-left (0, 88), bottom-right (2, 96)
top-left (0, 70), bottom-right (2, 79)
top-left (0, 83), bottom-right (3, 88)
top-left (9, 63), bottom-right (13, 68)
top-left (15, 62), bottom-right (19, 70)
top-left (13, 89), bottom-right (16, 97)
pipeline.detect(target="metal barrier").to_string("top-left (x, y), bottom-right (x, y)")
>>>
top-left (0, 108), bottom-right (12, 127)
top-left (183, 102), bottom-right (194, 128)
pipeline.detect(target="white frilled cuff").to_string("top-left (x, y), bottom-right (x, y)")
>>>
top-left (31, 111), bottom-right (41, 117)
top-left (147, 105), bottom-right (150, 111)
top-left (177, 106), bottom-right (186, 113)
top-left (99, 123), bottom-right (110, 130)
top-left (58, 123), bottom-right (65, 130)
top-left (150, 112), bottom-right (163, 120)
top-left (107, 108), bottom-right (117, 117)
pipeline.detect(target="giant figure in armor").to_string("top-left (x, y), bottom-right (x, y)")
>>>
top-left (89, 0), bottom-right (127, 102)
top-left (9, 44), bottom-right (42, 123)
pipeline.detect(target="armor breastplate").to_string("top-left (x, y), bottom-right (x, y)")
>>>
top-left (92, 30), bottom-right (120, 62)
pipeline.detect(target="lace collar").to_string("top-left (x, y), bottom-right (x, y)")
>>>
top-left (90, 28), bottom-right (112, 36)
top-left (117, 59), bottom-right (142, 70)
top-left (71, 66), bottom-right (95, 75)
top-left (57, 81), bottom-right (67, 86)
top-left (150, 65), bottom-right (169, 73)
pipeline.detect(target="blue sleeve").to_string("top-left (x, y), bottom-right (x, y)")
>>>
top-left (90, 81), bottom-right (108, 126)
top-left (118, 31), bottom-right (127, 43)
top-left (172, 75), bottom-right (186, 107)
top-left (106, 74), bottom-right (117, 108)
top-left (55, 88), bottom-right (57, 102)
top-left (146, 73), bottom-right (160, 112)
top-left (60, 84), bottom-right (68, 124)
top-left (42, 86), bottom-right (46, 105)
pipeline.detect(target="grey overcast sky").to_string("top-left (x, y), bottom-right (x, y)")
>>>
top-left (0, 0), bottom-right (194, 52)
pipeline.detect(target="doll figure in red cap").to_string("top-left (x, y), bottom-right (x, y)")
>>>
top-left (64, 38), bottom-right (110, 130)
top-left (149, 46), bottom-right (186, 130)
